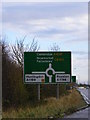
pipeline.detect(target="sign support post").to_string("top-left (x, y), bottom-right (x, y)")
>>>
top-left (38, 84), bottom-right (40, 100)
top-left (24, 52), bottom-right (71, 100)
top-left (56, 84), bottom-right (59, 99)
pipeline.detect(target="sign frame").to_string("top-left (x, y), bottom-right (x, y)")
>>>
top-left (23, 51), bottom-right (71, 84)
top-left (71, 76), bottom-right (76, 83)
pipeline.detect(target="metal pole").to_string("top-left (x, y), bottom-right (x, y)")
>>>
top-left (38, 84), bottom-right (40, 100)
top-left (0, 45), bottom-right (2, 118)
top-left (56, 84), bottom-right (59, 99)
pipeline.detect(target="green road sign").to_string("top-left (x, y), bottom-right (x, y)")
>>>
top-left (72, 76), bottom-right (76, 83)
top-left (24, 52), bottom-right (71, 84)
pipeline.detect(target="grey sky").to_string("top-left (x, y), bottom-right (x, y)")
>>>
top-left (1, 2), bottom-right (88, 84)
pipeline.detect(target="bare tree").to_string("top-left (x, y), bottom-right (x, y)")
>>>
top-left (10, 36), bottom-right (40, 67)
top-left (49, 43), bottom-right (60, 51)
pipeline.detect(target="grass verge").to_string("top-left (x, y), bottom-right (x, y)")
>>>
top-left (2, 89), bottom-right (86, 118)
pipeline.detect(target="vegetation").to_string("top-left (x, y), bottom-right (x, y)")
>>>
top-left (0, 37), bottom-right (87, 118)
top-left (3, 89), bottom-right (86, 118)
top-left (49, 43), bottom-right (60, 51)
top-left (1, 37), bottom-right (67, 110)
top-left (78, 83), bottom-right (90, 88)
top-left (10, 37), bottom-right (40, 67)
top-left (2, 40), bottom-right (29, 108)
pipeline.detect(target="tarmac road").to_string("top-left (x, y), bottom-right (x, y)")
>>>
top-left (65, 87), bottom-right (90, 119)
top-left (65, 106), bottom-right (89, 118)
top-left (78, 87), bottom-right (90, 100)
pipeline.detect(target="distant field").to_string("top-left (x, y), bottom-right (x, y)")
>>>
top-left (2, 89), bottom-right (86, 118)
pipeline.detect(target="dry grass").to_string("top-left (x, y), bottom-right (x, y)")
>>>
top-left (3, 89), bottom-right (86, 118)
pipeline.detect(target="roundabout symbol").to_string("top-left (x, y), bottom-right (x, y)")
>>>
top-left (32, 63), bottom-right (65, 83)
top-left (46, 63), bottom-right (55, 82)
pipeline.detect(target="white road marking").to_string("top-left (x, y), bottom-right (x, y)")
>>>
top-left (80, 92), bottom-right (90, 104)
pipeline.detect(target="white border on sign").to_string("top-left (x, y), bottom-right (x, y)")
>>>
top-left (56, 74), bottom-right (70, 82)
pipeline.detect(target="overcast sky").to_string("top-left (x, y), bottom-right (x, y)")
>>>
top-left (2, 2), bottom-right (88, 84)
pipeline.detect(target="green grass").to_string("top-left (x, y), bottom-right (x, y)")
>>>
top-left (3, 89), bottom-right (86, 118)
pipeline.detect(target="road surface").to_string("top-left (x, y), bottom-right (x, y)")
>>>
top-left (78, 87), bottom-right (90, 103)
top-left (65, 87), bottom-right (90, 119)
